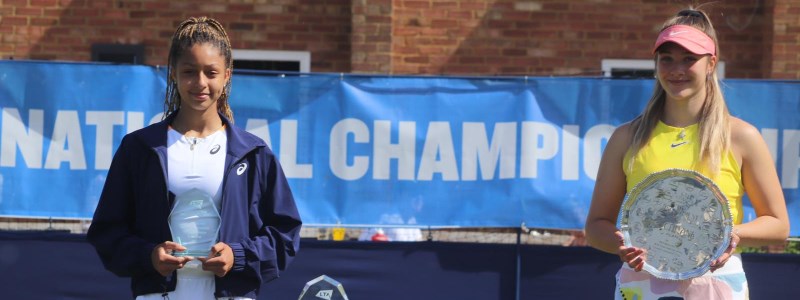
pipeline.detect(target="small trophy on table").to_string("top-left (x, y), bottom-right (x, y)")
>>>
top-left (298, 275), bottom-right (349, 300)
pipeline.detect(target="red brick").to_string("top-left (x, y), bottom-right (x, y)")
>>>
top-left (0, 7), bottom-right (14, 15)
top-left (2, 17), bottom-right (29, 26)
top-left (394, 45), bottom-right (420, 54)
top-left (420, 27), bottom-right (447, 35)
top-left (500, 66), bottom-right (527, 74)
top-left (297, 15), bottom-right (326, 25)
top-left (418, 43), bottom-right (452, 54)
top-left (502, 49), bottom-right (526, 56)
top-left (311, 25), bottom-right (338, 33)
top-left (430, 19), bottom-right (457, 27)
top-left (459, 56), bottom-right (484, 64)
top-left (502, 29), bottom-right (529, 38)
top-left (402, 1), bottom-right (431, 9)
top-left (295, 33), bottom-right (321, 42)
top-left (542, 2), bottom-right (569, 11)
top-left (393, 27), bottom-right (420, 36)
top-left (254, 41), bottom-right (281, 49)
top-left (4, 0), bottom-right (29, 6)
top-left (228, 4), bottom-right (255, 13)
top-left (365, 34), bottom-right (391, 43)
top-left (16, 8), bottom-right (44, 16)
top-left (443, 65), bottom-right (491, 74)
top-left (432, 1), bottom-right (458, 9)
top-left (586, 32), bottom-right (611, 39)
top-left (282, 42), bottom-right (309, 50)
top-left (268, 15), bottom-right (297, 23)
top-left (56, 36), bottom-right (82, 44)
top-left (404, 56), bottom-right (429, 63)
top-left (459, 2), bottom-right (487, 10)
top-left (45, 27), bottom-right (69, 35)
top-left (142, 2), bottom-right (170, 10)
top-left (283, 24), bottom-right (308, 32)
top-left (471, 48), bottom-right (500, 56)
top-left (103, 10), bottom-right (128, 19)
top-left (88, 18), bottom-right (115, 26)
top-left (530, 30), bottom-right (560, 39)
top-left (366, 15), bottom-right (391, 23)
top-left (71, 8), bottom-right (99, 17)
top-left (267, 32), bottom-right (294, 41)
top-left (117, 1), bottom-right (141, 9)
top-left (31, 0), bottom-right (58, 6)
top-left (230, 22), bottom-right (255, 31)
top-left (114, 19), bottom-right (143, 28)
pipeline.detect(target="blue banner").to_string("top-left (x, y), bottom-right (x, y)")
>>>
top-left (0, 61), bottom-right (798, 234)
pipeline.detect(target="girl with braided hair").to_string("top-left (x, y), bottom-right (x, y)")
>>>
top-left (88, 17), bottom-right (302, 299)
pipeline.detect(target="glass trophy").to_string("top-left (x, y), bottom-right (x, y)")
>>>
top-left (168, 188), bottom-right (221, 258)
top-left (298, 275), bottom-right (349, 300)
top-left (618, 169), bottom-right (733, 280)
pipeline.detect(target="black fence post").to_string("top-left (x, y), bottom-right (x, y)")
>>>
top-left (515, 224), bottom-right (522, 300)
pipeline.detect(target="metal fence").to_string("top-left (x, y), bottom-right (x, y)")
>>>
top-left (5, 216), bottom-right (798, 254)
top-left (0, 217), bottom-right (580, 245)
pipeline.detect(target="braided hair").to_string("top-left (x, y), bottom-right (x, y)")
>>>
top-left (163, 17), bottom-right (234, 122)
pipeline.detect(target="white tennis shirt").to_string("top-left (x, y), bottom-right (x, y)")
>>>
top-left (136, 127), bottom-right (246, 300)
top-left (167, 127), bottom-right (227, 207)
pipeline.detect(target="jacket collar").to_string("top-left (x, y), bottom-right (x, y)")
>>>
top-left (221, 112), bottom-right (266, 159)
top-left (135, 110), bottom-right (266, 159)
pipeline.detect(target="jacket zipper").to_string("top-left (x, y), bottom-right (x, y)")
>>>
top-left (152, 147), bottom-right (172, 227)
top-left (219, 160), bottom-right (233, 216)
top-left (151, 147), bottom-right (172, 293)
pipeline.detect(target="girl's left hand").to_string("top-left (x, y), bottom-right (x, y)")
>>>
top-left (198, 242), bottom-right (234, 277)
top-left (615, 231), bottom-right (646, 272)
top-left (710, 229), bottom-right (740, 272)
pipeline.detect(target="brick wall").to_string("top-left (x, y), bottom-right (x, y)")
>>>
top-left (351, 0), bottom-right (392, 73)
top-left (0, 0), bottom-right (352, 72)
top-left (0, 0), bottom-right (797, 79)
top-left (771, 0), bottom-right (800, 79)
top-left (387, 0), bottom-right (774, 78)
top-left (711, 0), bottom-right (774, 79)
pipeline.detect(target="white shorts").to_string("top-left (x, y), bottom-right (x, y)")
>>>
top-left (615, 253), bottom-right (748, 300)
top-left (136, 261), bottom-right (253, 300)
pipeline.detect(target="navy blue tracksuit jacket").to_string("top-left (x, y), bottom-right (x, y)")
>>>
top-left (87, 112), bottom-right (302, 298)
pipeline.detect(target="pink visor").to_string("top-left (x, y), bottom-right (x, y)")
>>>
top-left (652, 25), bottom-right (716, 57)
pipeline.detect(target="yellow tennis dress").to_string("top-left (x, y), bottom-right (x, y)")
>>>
top-left (616, 121), bottom-right (748, 300)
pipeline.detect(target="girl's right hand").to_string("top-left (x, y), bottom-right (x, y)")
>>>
top-left (151, 241), bottom-right (194, 277)
top-left (615, 231), bottom-right (647, 272)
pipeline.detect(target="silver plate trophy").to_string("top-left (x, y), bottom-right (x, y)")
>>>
top-left (168, 188), bottom-right (221, 258)
top-left (617, 169), bottom-right (733, 280)
top-left (298, 275), bottom-right (349, 300)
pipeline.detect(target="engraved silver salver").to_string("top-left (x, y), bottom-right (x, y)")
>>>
top-left (617, 169), bottom-right (733, 280)
top-left (168, 188), bottom-right (221, 258)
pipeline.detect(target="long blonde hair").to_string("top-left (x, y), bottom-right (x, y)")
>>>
top-left (628, 8), bottom-right (730, 174)
top-left (163, 17), bottom-right (234, 122)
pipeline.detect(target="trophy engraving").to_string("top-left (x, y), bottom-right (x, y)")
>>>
top-left (168, 188), bottom-right (221, 258)
top-left (618, 169), bottom-right (733, 280)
